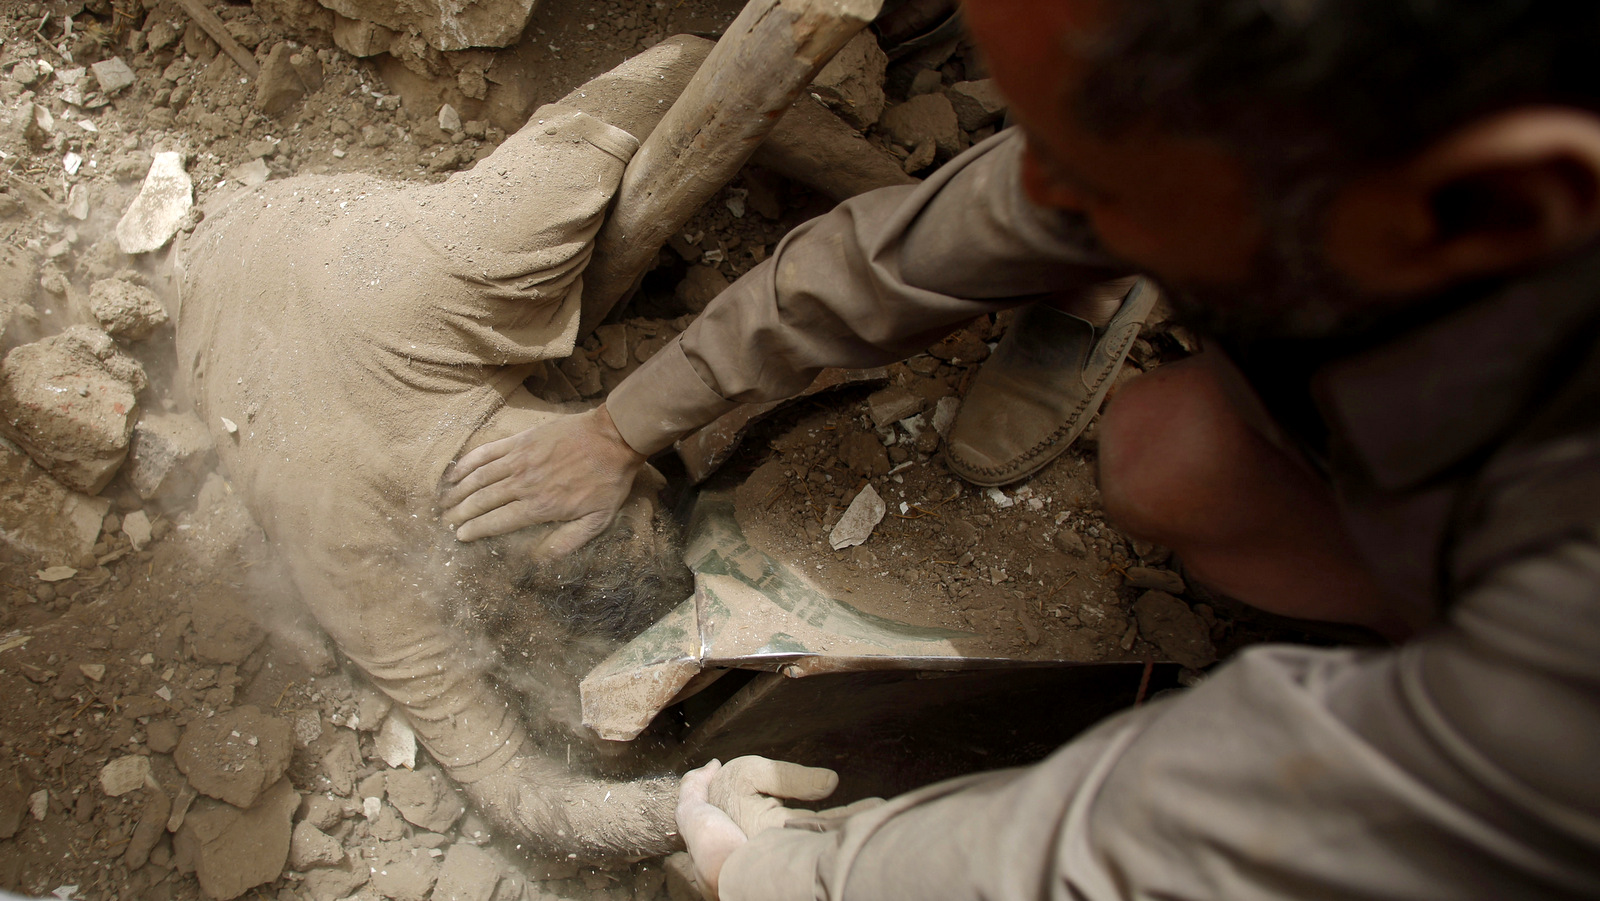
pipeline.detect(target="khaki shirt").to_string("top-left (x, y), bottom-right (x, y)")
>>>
top-left (609, 129), bottom-right (1600, 898)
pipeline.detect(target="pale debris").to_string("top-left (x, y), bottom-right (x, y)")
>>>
top-left (122, 510), bottom-right (152, 550)
top-left (100, 754), bottom-right (152, 797)
top-left (376, 709), bottom-right (417, 769)
top-left (116, 152), bottom-right (193, 254)
top-left (829, 484), bottom-right (886, 550)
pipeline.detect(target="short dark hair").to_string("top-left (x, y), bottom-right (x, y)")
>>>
top-left (1079, 1), bottom-right (1600, 177)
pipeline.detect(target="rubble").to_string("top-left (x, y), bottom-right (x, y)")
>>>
top-left (89, 278), bottom-right (169, 341)
top-left (0, 437), bottom-right (109, 565)
top-left (100, 754), bottom-right (152, 797)
top-left (880, 93), bottom-right (962, 157)
top-left (1133, 591), bottom-right (1216, 670)
top-left (122, 509), bottom-right (152, 550)
top-left (369, 842), bottom-right (442, 901)
top-left (810, 30), bottom-right (888, 130)
top-left (174, 777), bottom-right (299, 901)
top-left (946, 79), bottom-right (1008, 132)
top-left (90, 57), bottom-right (137, 95)
top-left (673, 264), bottom-right (730, 312)
top-left (385, 766), bottom-right (466, 833)
top-left (128, 410), bottom-right (214, 500)
top-left (375, 709), bottom-right (418, 769)
top-left (433, 842), bottom-right (500, 901)
top-left (1126, 566), bottom-right (1187, 594)
top-left (0, 786), bottom-right (26, 839)
top-left (319, 0), bottom-right (538, 52)
top-left (331, 14), bottom-right (397, 57)
top-left (175, 706), bottom-right (294, 808)
top-left (115, 151), bottom-right (193, 255)
top-left (0, 326), bottom-right (146, 493)
top-left (189, 591), bottom-right (266, 665)
top-left (867, 385), bottom-right (926, 429)
top-left (829, 483), bottom-right (886, 550)
top-left (125, 787), bottom-right (172, 869)
top-left (289, 819), bottom-right (346, 869)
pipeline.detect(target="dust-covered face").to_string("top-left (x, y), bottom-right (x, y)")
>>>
top-left (454, 484), bottom-right (692, 646)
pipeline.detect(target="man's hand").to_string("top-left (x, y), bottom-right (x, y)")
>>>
top-left (706, 755), bottom-right (841, 836)
top-left (678, 761), bottom-right (746, 901)
top-left (440, 404), bottom-right (647, 555)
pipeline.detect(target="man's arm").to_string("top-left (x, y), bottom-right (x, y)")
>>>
top-left (709, 528), bottom-right (1600, 901)
top-left (442, 128), bottom-right (1128, 546)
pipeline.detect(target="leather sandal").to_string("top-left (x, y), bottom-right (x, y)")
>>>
top-left (944, 277), bottom-right (1158, 486)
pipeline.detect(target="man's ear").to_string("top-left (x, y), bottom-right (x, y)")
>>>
top-left (1325, 107), bottom-right (1600, 296)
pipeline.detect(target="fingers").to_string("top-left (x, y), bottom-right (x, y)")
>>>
top-left (439, 453), bottom-right (525, 514)
top-left (678, 760), bottom-right (722, 809)
top-left (452, 500), bottom-right (546, 543)
top-left (536, 512), bottom-right (615, 559)
top-left (718, 756), bottom-right (840, 802)
top-left (783, 797), bottom-right (886, 832)
top-left (442, 433), bottom-right (514, 486)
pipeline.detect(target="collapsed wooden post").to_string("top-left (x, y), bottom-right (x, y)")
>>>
top-left (579, 0), bottom-right (885, 334)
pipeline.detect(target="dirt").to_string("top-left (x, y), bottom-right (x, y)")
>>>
top-left (0, 2), bottom-right (1257, 899)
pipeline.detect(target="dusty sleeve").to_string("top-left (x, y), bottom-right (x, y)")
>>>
top-left (719, 529), bottom-right (1600, 901)
top-left (606, 128), bottom-right (1129, 455)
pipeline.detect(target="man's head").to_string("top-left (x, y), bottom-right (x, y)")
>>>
top-left (963, 0), bottom-right (1600, 341)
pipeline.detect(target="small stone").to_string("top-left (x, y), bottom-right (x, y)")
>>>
top-left (78, 663), bottom-right (105, 682)
top-left (175, 706), bottom-right (294, 808)
top-left (879, 94), bottom-right (961, 157)
top-left (829, 484), bottom-right (886, 550)
top-left (438, 103), bottom-right (462, 133)
top-left (946, 79), bottom-right (1008, 131)
top-left (375, 710), bottom-right (417, 769)
top-left (370, 846), bottom-right (440, 901)
top-left (289, 820), bottom-right (345, 869)
top-left (838, 431), bottom-right (890, 478)
top-left (866, 386), bottom-right (926, 429)
top-left (331, 15), bottom-right (396, 58)
top-left (1126, 566), bottom-right (1186, 594)
top-left (594, 324), bottom-right (630, 370)
top-left (90, 57), bottom-right (137, 95)
top-left (28, 789), bottom-right (47, 821)
top-left (902, 140), bottom-right (935, 174)
top-left (673, 264), bottom-right (729, 312)
top-left (556, 352), bottom-right (603, 398)
top-left (128, 411), bottom-right (213, 501)
top-left (908, 68), bottom-right (943, 97)
top-left (298, 794), bottom-right (350, 832)
top-left (810, 30), bottom-right (887, 130)
top-left (1133, 591), bottom-right (1216, 670)
top-left (384, 767), bottom-right (464, 833)
top-left (432, 843), bottom-right (499, 901)
top-left (228, 158), bottom-right (271, 188)
top-left (125, 787), bottom-right (171, 869)
top-left (101, 754), bottom-right (152, 797)
top-left (116, 152), bottom-right (192, 254)
top-left (930, 396), bottom-right (961, 438)
top-left (66, 184), bottom-right (89, 220)
top-left (0, 438), bottom-right (110, 566)
top-left (174, 778), bottom-right (299, 901)
top-left (1053, 529), bottom-right (1088, 557)
top-left (189, 594), bottom-right (265, 665)
top-left (146, 718), bottom-right (180, 754)
top-left (928, 328), bottom-right (990, 365)
top-left (302, 861), bottom-right (370, 900)
top-left (89, 278), bottom-right (168, 341)
top-left (256, 43), bottom-right (308, 116)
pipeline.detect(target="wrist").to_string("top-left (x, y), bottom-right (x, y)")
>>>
top-left (596, 403), bottom-right (649, 462)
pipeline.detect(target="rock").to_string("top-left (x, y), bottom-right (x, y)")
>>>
top-left (375, 710), bottom-right (417, 769)
top-left (174, 778), bottom-right (298, 901)
top-left (1052, 528), bottom-right (1088, 557)
top-left (1126, 566), bottom-right (1186, 594)
top-left (879, 94), bottom-right (961, 157)
top-left (116, 152), bottom-right (192, 254)
top-left (66, 184), bottom-right (89, 221)
top-left (331, 14), bottom-right (397, 57)
top-left (228, 158), bottom-right (271, 188)
top-left (79, 663), bottom-right (105, 682)
top-left (594, 324), bottom-right (629, 369)
top-left (908, 68), bottom-right (943, 97)
top-left (122, 509), bottom-right (152, 550)
top-left (866, 385), bottom-right (926, 429)
top-left (1133, 591), bottom-right (1216, 670)
top-left (438, 104), bottom-right (462, 133)
top-left (902, 139), bottom-right (935, 174)
top-left (298, 794), bottom-right (351, 832)
top-left (0, 786), bottom-right (26, 839)
top-left (838, 431), bottom-right (890, 478)
top-left (0, 437), bottom-right (109, 565)
top-left (290, 820), bottom-right (345, 869)
top-left (829, 484), bottom-right (886, 550)
top-left (369, 801), bottom-right (407, 841)
top-left (147, 718), bottom-right (181, 754)
top-left (128, 411), bottom-right (214, 501)
top-left (290, 50), bottom-right (323, 93)
top-left (190, 593), bottom-right (266, 665)
top-left (125, 786), bottom-right (172, 869)
top-left (27, 789), bottom-right (46, 821)
top-left (432, 843), bottom-right (498, 901)
top-left (354, 685), bottom-right (393, 732)
top-left (89, 278), bottom-right (168, 341)
top-left (810, 30), bottom-right (888, 130)
top-left (256, 44), bottom-right (307, 116)
top-left (302, 861), bottom-right (370, 900)
top-left (673, 264), bottom-right (729, 312)
top-left (175, 706), bottom-right (294, 808)
top-left (930, 395), bottom-right (961, 437)
top-left (100, 754), bottom-right (152, 797)
top-left (90, 57), bottom-right (136, 95)
top-left (318, 0), bottom-right (535, 52)
top-left (555, 352), bottom-right (602, 398)
top-left (946, 79), bottom-right (1007, 131)
top-left (319, 731), bottom-right (361, 796)
top-left (385, 767), bottom-right (465, 833)
top-left (0, 327), bottom-right (146, 493)
top-left (928, 327), bottom-right (990, 364)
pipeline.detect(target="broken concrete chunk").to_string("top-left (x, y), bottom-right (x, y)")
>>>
top-left (375, 709), bottom-right (417, 769)
top-left (879, 93), bottom-right (961, 157)
top-left (228, 158), bottom-right (270, 188)
top-left (301, 860), bottom-right (370, 899)
top-left (0, 437), bottom-right (109, 565)
top-left (122, 509), bottom-right (152, 550)
top-left (930, 395), bottom-right (961, 438)
top-left (319, 0), bottom-right (535, 52)
top-left (946, 79), bottom-right (1007, 131)
top-left (810, 30), bottom-right (887, 130)
top-left (116, 151), bottom-right (192, 254)
top-left (1133, 590), bottom-right (1216, 670)
top-left (594, 323), bottom-right (629, 369)
top-left (330, 14), bottom-right (397, 58)
top-left (90, 57), bottom-right (136, 95)
top-left (27, 789), bottom-right (47, 821)
top-left (384, 767), bottom-right (465, 833)
top-left (100, 754), bottom-right (152, 797)
top-left (829, 483), bottom-right (886, 550)
top-left (174, 778), bottom-right (298, 901)
top-left (66, 183), bottom-right (89, 221)
top-left (369, 844), bottom-right (441, 901)
top-left (89, 278), bottom-right (168, 341)
top-left (128, 410), bottom-right (214, 501)
top-left (0, 327), bottom-right (145, 494)
top-left (125, 786), bottom-right (171, 869)
top-left (289, 820), bottom-right (345, 869)
top-left (174, 706), bottom-right (294, 808)
top-left (673, 264), bottom-right (729, 313)
top-left (256, 43), bottom-right (309, 116)
top-left (432, 842), bottom-right (499, 901)
top-left (189, 593), bottom-right (265, 665)
top-left (866, 385), bottom-right (926, 429)
top-left (438, 103), bottom-right (462, 133)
